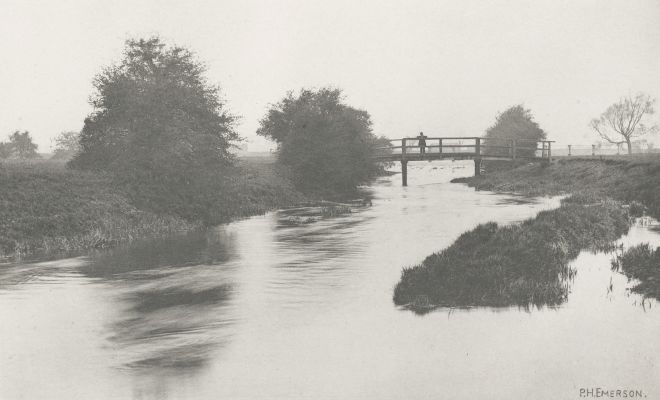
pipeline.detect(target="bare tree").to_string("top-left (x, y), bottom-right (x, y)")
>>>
top-left (590, 93), bottom-right (658, 155)
top-left (51, 131), bottom-right (80, 160)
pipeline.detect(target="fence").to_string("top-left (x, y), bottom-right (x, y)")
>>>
top-left (553, 144), bottom-right (660, 157)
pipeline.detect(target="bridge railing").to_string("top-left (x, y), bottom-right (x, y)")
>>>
top-left (375, 137), bottom-right (554, 160)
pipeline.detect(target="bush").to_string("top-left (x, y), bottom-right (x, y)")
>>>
top-left (257, 88), bottom-right (383, 192)
top-left (483, 105), bottom-right (547, 158)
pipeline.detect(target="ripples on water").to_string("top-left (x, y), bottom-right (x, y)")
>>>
top-left (1, 161), bottom-right (659, 399)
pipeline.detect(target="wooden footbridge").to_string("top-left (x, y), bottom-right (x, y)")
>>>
top-left (374, 137), bottom-right (554, 186)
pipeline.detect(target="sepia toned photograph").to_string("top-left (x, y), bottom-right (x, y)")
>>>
top-left (1, 1), bottom-right (659, 399)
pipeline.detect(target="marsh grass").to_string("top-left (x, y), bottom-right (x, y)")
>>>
top-left (393, 196), bottom-right (631, 312)
top-left (612, 243), bottom-right (660, 300)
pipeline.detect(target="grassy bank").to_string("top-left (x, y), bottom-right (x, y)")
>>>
top-left (612, 244), bottom-right (660, 300)
top-left (393, 195), bottom-right (631, 312)
top-left (212, 155), bottom-right (312, 220)
top-left (453, 157), bottom-right (660, 217)
top-left (0, 156), bottom-right (312, 259)
top-left (0, 160), bottom-right (197, 258)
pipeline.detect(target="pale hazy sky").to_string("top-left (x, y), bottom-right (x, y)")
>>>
top-left (1, 0), bottom-right (659, 152)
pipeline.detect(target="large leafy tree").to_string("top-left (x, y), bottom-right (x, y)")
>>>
top-left (258, 88), bottom-right (381, 191)
top-left (590, 93), bottom-right (658, 155)
top-left (70, 37), bottom-right (238, 220)
top-left (484, 105), bottom-right (547, 157)
top-left (71, 37), bottom-right (237, 177)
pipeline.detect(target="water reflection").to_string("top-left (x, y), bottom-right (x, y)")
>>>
top-left (263, 207), bottom-right (374, 311)
top-left (83, 230), bottom-right (237, 278)
top-left (83, 229), bottom-right (240, 373)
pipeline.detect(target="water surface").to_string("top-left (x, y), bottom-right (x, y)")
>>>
top-left (1, 161), bottom-right (659, 399)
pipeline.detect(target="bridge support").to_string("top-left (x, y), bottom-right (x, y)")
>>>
top-left (474, 158), bottom-right (482, 176)
top-left (401, 160), bottom-right (408, 186)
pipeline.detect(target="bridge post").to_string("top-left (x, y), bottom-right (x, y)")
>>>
top-left (401, 160), bottom-right (408, 186)
top-left (568, 145), bottom-right (572, 156)
top-left (541, 141), bottom-right (546, 158)
top-left (547, 142), bottom-right (552, 163)
top-left (512, 139), bottom-right (517, 160)
top-left (439, 138), bottom-right (443, 154)
top-left (592, 144), bottom-right (596, 156)
top-left (401, 139), bottom-right (408, 186)
top-left (474, 138), bottom-right (482, 176)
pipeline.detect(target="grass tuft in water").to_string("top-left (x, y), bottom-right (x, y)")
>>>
top-left (612, 243), bottom-right (660, 300)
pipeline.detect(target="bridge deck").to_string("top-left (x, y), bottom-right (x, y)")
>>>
top-left (373, 136), bottom-right (554, 185)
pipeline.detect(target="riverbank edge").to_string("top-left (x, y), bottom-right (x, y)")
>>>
top-left (394, 158), bottom-right (660, 312)
top-left (0, 158), bottom-right (375, 261)
top-left (452, 158), bottom-right (659, 217)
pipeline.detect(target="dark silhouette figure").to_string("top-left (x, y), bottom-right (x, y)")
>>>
top-left (417, 132), bottom-right (427, 157)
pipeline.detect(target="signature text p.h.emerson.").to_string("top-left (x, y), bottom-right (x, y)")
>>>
top-left (579, 388), bottom-right (646, 398)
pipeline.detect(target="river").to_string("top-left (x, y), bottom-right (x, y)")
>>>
top-left (1, 161), bottom-right (659, 399)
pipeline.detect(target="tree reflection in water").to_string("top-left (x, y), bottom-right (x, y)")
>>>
top-left (81, 229), bottom-right (240, 372)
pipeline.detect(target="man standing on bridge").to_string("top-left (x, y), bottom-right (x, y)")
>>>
top-left (417, 132), bottom-right (427, 158)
